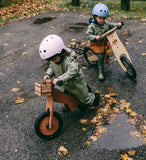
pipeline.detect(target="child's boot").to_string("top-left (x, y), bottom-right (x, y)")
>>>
top-left (93, 92), bottom-right (100, 106)
top-left (98, 66), bottom-right (104, 80)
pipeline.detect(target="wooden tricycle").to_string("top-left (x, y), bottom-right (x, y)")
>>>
top-left (83, 25), bottom-right (137, 80)
top-left (34, 79), bottom-right (81, 140)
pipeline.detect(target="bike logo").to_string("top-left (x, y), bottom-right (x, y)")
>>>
top-left (112, 39), bottom-right (118, 45)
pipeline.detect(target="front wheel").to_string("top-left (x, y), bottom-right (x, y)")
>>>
top-left (83, 47), bottom-right (98, 66)
top-left (34, 111), bottom-right (63, 140)
top-left (120, 55), bottom-right (137, 79)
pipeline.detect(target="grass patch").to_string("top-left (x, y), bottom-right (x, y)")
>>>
top-left (55, 0), bottom-right (146, 19)
top-left (0, 0), bottom-right (145, 24)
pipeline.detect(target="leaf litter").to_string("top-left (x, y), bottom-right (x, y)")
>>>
top-left (79, 87), bottom-right (145, 159)
top-left (68, 40), bottom-right (146, 151)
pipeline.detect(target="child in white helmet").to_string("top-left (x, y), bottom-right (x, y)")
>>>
top-left (85, 3), bottom-right (123, 80)
top-left (39, 34), bottom-right (100, 111)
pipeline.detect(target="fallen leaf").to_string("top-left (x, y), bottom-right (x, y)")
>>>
top-left (120, 153), bottom-right (129, 160)
top-left (22, 52), bottom-right (28, 55)
top-left (141, 18), bottom-right (146, 21)
top-left (80, 119), bottom-right (90, 125)
top-left (14, 97), bottom-right (24, 104)
top-left (4, 43), bottom-right (8, 46)
top-left (127, 150), bottom-right (136, 156)
top-left (5, 33), bottom-right (11, 36)
top-left (125, 42), bottom-right (129, 45)
top-left (34, 41), bottom-right (39, 44)
top-left (11, 87), bottom-right (21, 92)
top-left (121, 32), bottom-right (128, 35)
top-left (130, 111), bottom-right (137, 117)
top-left (14, 149), bottom-right (18, 152)
top-left (90, 135), bottom-right (98, 141)
top-left (86, 140), bottom-right (91, 145)
top-left (130, 130), bottom-right (141, 139)
top-left (5, 68), bottom-right (10, 71)
top-left (120, 100), bottom-right (131, 109)
top-left (127, 117), bottom-right (137, 125)
top-left (82, 128), bottom-right (87, 131)
top-left (58, 146), bottom-right (68, 156)
top-left (16, 81), bottom-right (21, 84)
top-left (97, 126), bottom-right (107, 135)
top-left (125, 107), bottom-right (132, 114)
top-left (141, 137), bottom-right (146, 144)
top-left (141, 53), bottom-right (146, 56)
top-left (142, 127), bottom-right (146, 136)
top-left (110, 92), bottom-right (118, 97)
top-left (50, 26), bottom-right (55, 28)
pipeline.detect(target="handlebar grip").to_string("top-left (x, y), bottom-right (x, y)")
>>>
top-left (121, 22), bottom-right (124, 26)
top-left (98, 36), bottom-right (105, 42)
top-left (117, 22), bottom-right (124, 29)
top-left (57, 80), bottom-right (64, 86)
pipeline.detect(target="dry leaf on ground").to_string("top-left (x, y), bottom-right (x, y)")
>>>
top-left (58, 146), bottom-right (68, 156)
top-left (130, 130), bottom-right (141, 139)
top-left (11, 87), bottom-right (21, 92)
top-left (127, 150), bottom-right (136, 156)
top-left (14, 97), bottom-right (24, 104)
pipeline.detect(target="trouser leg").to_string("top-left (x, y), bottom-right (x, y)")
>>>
top-left (95, 53), bottom-right (105, 80)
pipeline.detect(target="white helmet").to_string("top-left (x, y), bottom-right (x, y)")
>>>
top-left (92, 3), bottom-right (109, 17)
top-left (39, 34), bottom-right (67, 59)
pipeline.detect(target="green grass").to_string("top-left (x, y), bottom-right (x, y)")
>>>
top-left (0, 0), bottom-right (145, 24)
top-left (54, 0), bottom-right (146, 19)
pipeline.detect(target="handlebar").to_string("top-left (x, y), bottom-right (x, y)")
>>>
top-left (98, 22), bottom-right (124, 42)
top-left (56, 80), bottom-right (64, 86)
top-left (45, 78), bottom-right (63, 86)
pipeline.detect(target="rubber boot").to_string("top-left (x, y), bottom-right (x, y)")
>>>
top-left (98, 66), bottom-right (104, 80)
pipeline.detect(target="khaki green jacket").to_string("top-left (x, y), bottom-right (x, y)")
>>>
top-left (85, 20), bottom-right (117, 45)
top-left (46, 48), bottom-right (95, 105)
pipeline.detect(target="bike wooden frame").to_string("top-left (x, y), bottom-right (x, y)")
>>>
top-left (35, 79), bottom-right (80, 130)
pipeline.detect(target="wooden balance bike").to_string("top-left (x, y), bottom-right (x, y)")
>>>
top-left (83, 24), bottom-right (137, 80)
top-left (34, 79), bottom-right (81, 140)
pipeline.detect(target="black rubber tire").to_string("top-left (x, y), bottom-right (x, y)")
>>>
top-left (83, 47), bottom-right (98, 66)
top-left (34, 111), bottom-right (63, 140)
top-left (120, 55), bottom-right (137, 79)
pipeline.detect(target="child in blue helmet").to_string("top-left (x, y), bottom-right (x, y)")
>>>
top-left (85, 3), bottom-right (122, 80)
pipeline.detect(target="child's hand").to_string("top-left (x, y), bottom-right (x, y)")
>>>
top-left (117, 22), bottom-right (122, 26)
top-left (44, 75), bottom-right (50, 81)
top-left (96, 35), bottom-right (101, 41)
top-left (52, 78), bottom-right (60, 85)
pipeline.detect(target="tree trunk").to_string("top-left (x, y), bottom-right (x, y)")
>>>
top-left (0, 0), bottom-right (3, 8)
top-left (121, 0), bottom-right (130, 11)
top-left (72, 0), bottom-right (80, 6)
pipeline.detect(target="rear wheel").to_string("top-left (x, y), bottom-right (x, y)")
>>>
top-left (34, 111), bottom-right (63, 140)
top-left (120, 55), bottom-right (137, 79)
top-left (83, 47), bottom-right (98, 66)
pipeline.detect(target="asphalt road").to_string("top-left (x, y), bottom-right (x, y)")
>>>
top-left (0, 11), bottom-right (146, 160)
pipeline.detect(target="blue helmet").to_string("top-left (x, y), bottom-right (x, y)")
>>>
top-left (92, 3), bottom-right (109, 17)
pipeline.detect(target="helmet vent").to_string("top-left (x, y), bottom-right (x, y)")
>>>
top-left (44, 50), bottom-right (46, 52)
top-left (104, 10), bottom-right (106, 12)
top-left (100, 10), bottom-right (102, 12)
